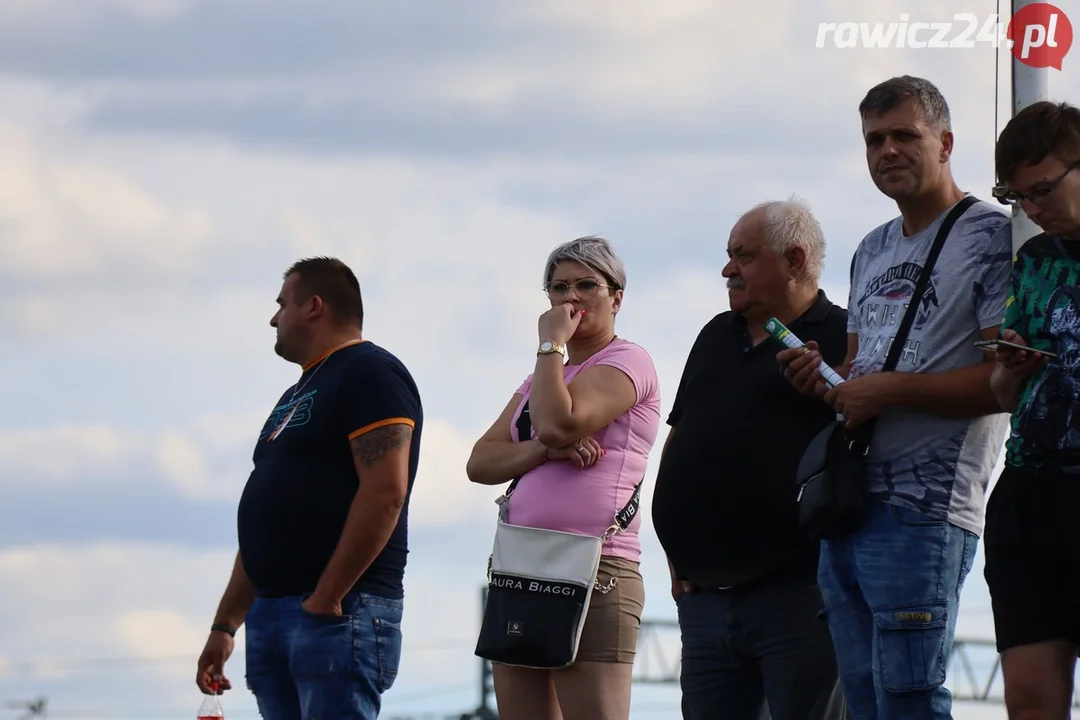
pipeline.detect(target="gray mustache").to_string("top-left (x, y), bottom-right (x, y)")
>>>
top-left (727, 278), bottom-right (745, 289)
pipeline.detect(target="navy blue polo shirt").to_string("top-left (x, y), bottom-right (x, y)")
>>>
top-left (237, 340), bottom-right (423, 599)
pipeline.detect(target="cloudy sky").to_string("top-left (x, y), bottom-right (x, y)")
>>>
top-left (1, 1), bottom-right (1078, 718)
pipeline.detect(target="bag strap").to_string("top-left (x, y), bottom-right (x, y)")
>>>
top-left (881, 195), bottom-right (978, 373)
top-left (848, 195), bottom-right (978, 449)
top-left (502, 399), bottom-right (641, 537)
top-left (504, 399), bottom-right (534, 494)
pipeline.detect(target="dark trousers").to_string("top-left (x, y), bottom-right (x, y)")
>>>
top-left (676, 575), bottom-right (838, 720)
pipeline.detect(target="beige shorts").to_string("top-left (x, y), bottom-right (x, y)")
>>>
top-left (575, 556), bottom-right (645, 664)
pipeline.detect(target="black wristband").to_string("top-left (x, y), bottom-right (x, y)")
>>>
top-left (211, 623), bottom-right (236, 637)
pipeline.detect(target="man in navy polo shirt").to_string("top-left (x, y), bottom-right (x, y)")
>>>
top-left (195, 256), bottom-right (424, 720)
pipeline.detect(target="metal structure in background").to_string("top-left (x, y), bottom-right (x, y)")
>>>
top-left (627, 618), bottom-right (1080, 707)
top-left (4, 698), bottom-right (46, 719)
top-left (385, 587), bottom-right (1080, 719)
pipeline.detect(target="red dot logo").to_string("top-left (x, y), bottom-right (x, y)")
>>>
top-left (1007, 3), bottom-right (1073, 69)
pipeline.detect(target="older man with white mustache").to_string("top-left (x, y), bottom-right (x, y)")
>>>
top-left (651, 196), bottom-right (848, 720)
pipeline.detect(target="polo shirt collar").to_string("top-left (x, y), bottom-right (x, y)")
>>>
top-left (733, 289), bottom-right (833, 332)
top-left (795, 289), bottom-right (833, 326)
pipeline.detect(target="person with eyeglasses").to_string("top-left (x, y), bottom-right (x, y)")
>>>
top-left (466, 235), bottom-right (661, 720)
top-left (983, 100), bottom-right (1080, 719)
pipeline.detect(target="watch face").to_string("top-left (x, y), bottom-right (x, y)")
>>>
top-left (540, 341), bottom-right (553, 352)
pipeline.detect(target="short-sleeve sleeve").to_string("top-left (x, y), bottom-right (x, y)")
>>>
top-left (846, 250), bottom-right (860, 335)
top-left (667, 369), bottom-right (688, 427)
top-left (592, 342), bottom-right (658, 405)
top-left (515, 374), bottom-right (534, 397)
top-left (667, 325), bottom-right (713, 427)
top-left (975, 221), bottom-right (1015, 329)
top-left (340, 352), bottom-right (422, 441)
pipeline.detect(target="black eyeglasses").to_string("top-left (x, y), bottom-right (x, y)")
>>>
top-left (544, 279), bottom-right (617, 301)
top-left (993, 160), bottom-right (1079, 206)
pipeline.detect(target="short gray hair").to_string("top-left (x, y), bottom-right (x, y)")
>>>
top-left (747, 195), bottom-right (826, 282)
top-left (858, 75), bottom-right (952, 133)
top-left (543, 235), bottom-right (627, 290)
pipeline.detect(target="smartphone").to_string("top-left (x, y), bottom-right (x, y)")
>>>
top-left (974, 339), bottom-right (1057, 358)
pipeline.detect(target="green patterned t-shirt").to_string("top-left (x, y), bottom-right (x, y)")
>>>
top-left (1002, 233), bottom-right (1080, 471)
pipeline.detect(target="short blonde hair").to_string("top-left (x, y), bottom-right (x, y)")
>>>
top-left (543, 235), bottom-right (627, 289)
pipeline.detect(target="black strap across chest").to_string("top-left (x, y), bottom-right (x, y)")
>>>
top-left (505, 399), bottom-right (641, 533)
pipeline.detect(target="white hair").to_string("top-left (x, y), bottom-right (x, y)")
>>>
top-left (748, 195), bottom-right (826, 282)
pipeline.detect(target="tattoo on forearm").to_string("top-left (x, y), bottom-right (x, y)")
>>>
top-left (351, 424), bottom-right (412, 469)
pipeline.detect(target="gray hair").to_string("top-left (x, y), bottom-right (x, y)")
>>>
top-left (747, 195), bottom-right (826, 282)
top-left (543, 235), bottom-right (627, 290)
top-left (858, 75), bottom-right (952, 133)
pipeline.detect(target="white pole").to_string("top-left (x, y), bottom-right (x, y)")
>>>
top-left (1009, 0), bottom-right (1050, 254)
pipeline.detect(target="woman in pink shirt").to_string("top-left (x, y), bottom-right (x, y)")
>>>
top-left (467, 235), bottom-right (661, 720)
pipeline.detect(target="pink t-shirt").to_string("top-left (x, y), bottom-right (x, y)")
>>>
top-left (506, 338), bottom-right (661, 562)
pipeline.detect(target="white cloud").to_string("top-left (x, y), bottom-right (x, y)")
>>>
top-left (0, 123), bottom-right (212, 281)
top-left (0, 543), bottom-right (239, 712)
top-left (156, 430), bottom-right (214, 498)
top-left (0, 425), bottom-right (142, 480)
top-left (0, 422), bottom-right (224, 496)
top-left (0, 412), bottom-right (505, 522)
top-left (411, 419), bottom-right (504, 526)
top-left (414, 9), bottom-right (852, 140)
top-left (113, 608), bottom-right (207, 662)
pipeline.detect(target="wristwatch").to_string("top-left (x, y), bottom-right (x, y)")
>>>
top-left (537, 340), bottom-right (566, 356)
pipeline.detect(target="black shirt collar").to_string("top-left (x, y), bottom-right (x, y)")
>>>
top-left (733, 289), bottom-right (833, 332)
top-left (795, 289), bottom-right (833, 326)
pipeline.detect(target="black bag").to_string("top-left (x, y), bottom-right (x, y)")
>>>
top-left (794, 196), bottom-right (978, 540)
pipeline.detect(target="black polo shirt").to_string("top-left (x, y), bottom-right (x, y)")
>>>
top-left (237, 340), bottom-right (423, 599)
top-left (651, 291), bottom-right (848, 588)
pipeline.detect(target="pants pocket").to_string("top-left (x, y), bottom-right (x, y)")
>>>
top-left (292, 608), bottom-right (357, 678)
top-left (373, 614), bottom-right (402, 692)
top-left (363, 597), bottom-right (403, 693)
top-left (874, 602), bottom-right (948, 693)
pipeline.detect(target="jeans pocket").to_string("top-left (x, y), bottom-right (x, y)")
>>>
top-left (373, 616), bottom-right (402, 692)
top-left (298, 592), bottom-right (360, 622)
top-left (874, 602), bottom-right (948, 693)
top-left (364, 597), bottom-right (403, 693)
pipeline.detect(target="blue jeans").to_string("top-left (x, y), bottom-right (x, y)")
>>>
top-left (245, 590), bottom-right (404, 720)
top-left (817, 500), bottom-right (977, 720)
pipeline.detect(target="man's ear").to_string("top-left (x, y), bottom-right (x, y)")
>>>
top-left (304, 294), bottom-right (326, 319)
top-left (785, 246), bottom-right (807, 279)
top-left (940, 130), bottom-right (954, 163)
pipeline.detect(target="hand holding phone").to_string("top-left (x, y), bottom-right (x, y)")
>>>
top-left (974, 339), bottom-right (1057, 359)
top-left (976, 331), bottom-right (1055, 380)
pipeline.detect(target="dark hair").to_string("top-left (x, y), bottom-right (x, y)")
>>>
top-left (284, 256), bottom-right (364, 329)
top-left (996, 101), bottom-right (1080, 183)
top-left (858, 75), bottom-right (952, 133)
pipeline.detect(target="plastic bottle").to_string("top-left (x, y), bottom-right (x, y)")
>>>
top-left (197, 681), bottom-right (225, 720)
